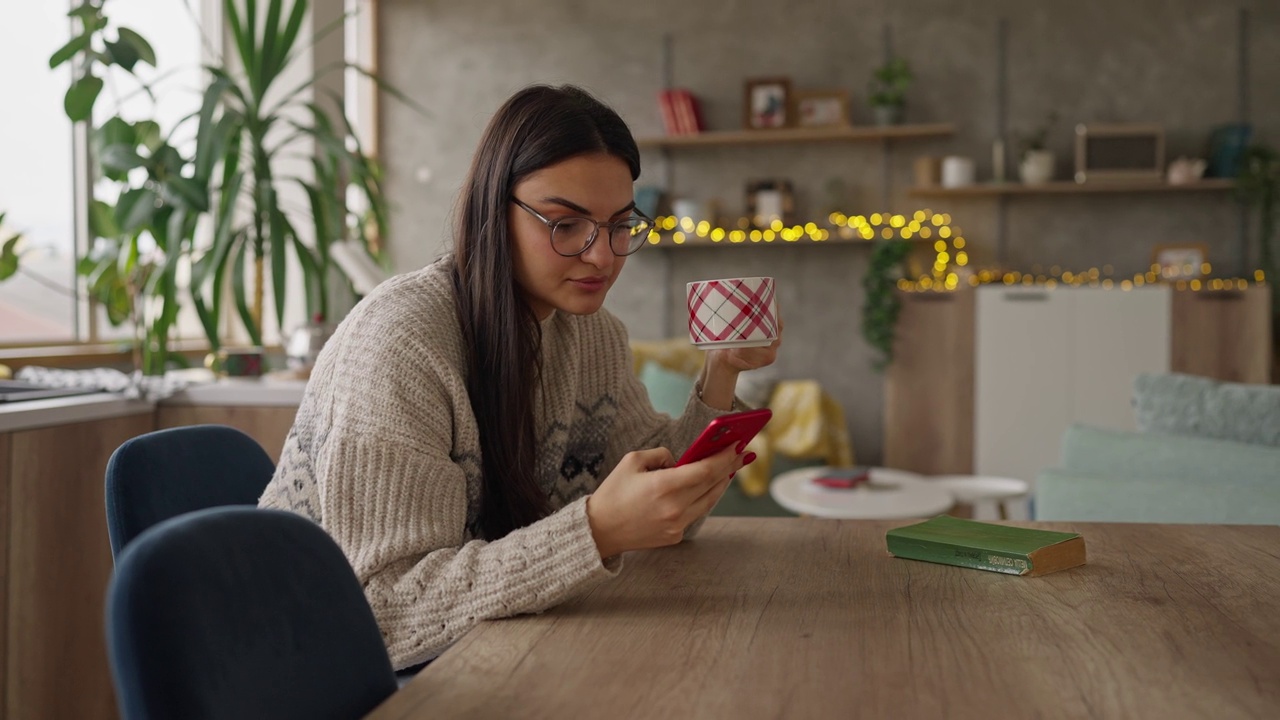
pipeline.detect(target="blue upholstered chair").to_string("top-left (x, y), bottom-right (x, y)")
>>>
top-left (105, 424), bottom-right (276, 557)
top-left (105, 506), bottom-right (398, 720)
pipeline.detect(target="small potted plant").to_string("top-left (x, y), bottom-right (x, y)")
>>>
top-left (869, 58), bottom-right (912, 126)
top-left (1018, 111), bottom-right (1059, 184)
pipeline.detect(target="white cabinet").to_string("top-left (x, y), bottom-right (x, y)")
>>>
top-left (974, 286), bottom-right (1171, 489)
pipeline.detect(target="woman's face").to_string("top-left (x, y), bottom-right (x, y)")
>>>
top-left (509, 152), bottom-right (636, 320)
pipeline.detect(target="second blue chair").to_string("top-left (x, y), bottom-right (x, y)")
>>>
top-left (105, 424), bottom-right (277, 557)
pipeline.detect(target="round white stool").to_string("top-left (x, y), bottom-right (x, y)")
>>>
top-left (769, 466), bottom-right (954, 520)
top-left (924, 475), bottom-right (1030, 520)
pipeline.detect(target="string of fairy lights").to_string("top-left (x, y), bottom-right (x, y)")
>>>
top-left (647, 209), bottom-right (1268, 292)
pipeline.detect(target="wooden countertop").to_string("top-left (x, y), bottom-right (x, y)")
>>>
top-left (367, 518), bottom-right (1280, 719)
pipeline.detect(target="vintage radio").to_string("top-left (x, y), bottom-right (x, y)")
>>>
top-left (1074, 123), bottom-right (1165, 183)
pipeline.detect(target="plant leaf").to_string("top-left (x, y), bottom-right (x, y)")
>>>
top-left (64, 74), bottom-right (104, 121)
top-left (230, 235), bottom-right (261, 346)
top-left (277, 0), bottom-right (307, 76)
top-left (133, 119), bottom-right (163, 152)
top-left (0, 233), bottom-right (21, 281)
top-left (88, 199), bottom-right (122, 238)
top-left (116, 28), bottom-right (156, 67)
top-left (116, 187), bottom-right (157, 234)
top-left (163, 176), bottom-right (210, 213)
top-left (49, 33), bottom-right (92, 69)
top-left (98, 144), bottom-right (147, 173)
top-left (103, 38), bottom-right (140, 72)
top-left (260, 0), bottom-right (284, 94)
top-left (264, 183), bottom-right (288, 333)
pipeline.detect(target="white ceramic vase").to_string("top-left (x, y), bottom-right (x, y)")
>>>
top-left (1019, 150), bottom-right (1055, 185)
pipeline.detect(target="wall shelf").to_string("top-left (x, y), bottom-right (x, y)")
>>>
top-left (908, 179), bottom-right (1237, 198)
top-left (636, 123), bottom-right (955, 150)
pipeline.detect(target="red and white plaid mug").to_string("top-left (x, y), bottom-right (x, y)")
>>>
top-left (686, 276), bottom-right (779, 349)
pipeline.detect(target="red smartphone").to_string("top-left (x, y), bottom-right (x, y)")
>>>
top-left (675, 408), bottom-right (773, 467)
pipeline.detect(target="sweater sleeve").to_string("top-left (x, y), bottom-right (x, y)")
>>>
top-left (316, 431), bottom-right (617, 669)
top-left (303, 303), bottom-right (619, 669)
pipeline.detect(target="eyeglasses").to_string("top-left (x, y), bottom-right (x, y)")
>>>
top-left (512, 198), bottom-right (654, 257)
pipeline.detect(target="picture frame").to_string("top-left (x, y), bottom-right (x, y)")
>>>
top-left (745, 179), bottom-right (795, 228)
top-left (744, 78), bottom-right (791, 130)
top-left (1152, 243), bottom-right (1208, 280)
top-left (793, 90), bottom-right (851, 128)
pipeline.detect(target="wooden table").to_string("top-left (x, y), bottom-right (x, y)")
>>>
top-left (366, 518), bottom-right (1280, 719)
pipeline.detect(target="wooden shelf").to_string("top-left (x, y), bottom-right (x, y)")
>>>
top-left (908, 179), bottom-right (1237, 198)
top-left (636, 123), bottom-right (955, 149)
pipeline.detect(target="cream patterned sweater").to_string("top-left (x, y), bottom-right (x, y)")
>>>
top-left (259, 258), bottom-right (730, 669)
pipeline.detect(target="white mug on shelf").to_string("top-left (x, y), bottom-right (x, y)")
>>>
top-left (941, 156), bottom-right (976, 188)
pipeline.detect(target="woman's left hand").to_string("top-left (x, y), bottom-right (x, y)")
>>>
top-left (707, 318), bottom-right (783, 373)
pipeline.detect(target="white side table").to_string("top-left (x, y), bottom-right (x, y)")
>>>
top-left (769, 467), bottom-right (954, 520)
top-left (925, 475), bottom-right (1030, 520)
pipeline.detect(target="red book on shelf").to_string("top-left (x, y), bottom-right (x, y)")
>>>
top-left (658, 89), bottom-right (682, 135)
top-left (673, 89), bottom-right (704, 133)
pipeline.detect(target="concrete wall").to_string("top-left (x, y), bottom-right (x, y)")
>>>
top-left (377, 0), bottom-right (1278, 464)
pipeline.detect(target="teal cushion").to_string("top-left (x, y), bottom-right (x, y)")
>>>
top-left (638, 361), bottom-right (696, 417)
top-left (1134, 373), bottom-right (1280, 447)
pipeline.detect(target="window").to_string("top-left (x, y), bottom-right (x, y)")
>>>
top-left (1, 0), bottom-right (378, 352)
top-left (0, 2), bottom-right (77, 344)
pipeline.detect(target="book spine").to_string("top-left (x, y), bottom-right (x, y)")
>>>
top-left (887, 537), bottom-right (1033, 576)
top-left (658, 90), bottom-right (680, 135)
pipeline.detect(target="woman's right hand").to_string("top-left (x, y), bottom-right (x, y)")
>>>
top-left (585, 445), bottom-right (753, 559)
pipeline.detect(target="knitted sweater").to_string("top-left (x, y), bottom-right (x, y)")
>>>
top-left (258, 258), bottom-right (730, 669)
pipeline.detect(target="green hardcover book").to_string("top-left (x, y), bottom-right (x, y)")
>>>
top-left (886, 515), bottom-right (1086, 577)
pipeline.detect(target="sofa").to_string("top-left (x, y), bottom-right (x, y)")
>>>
top-left (1036, 373), bottom-right (1280, 524)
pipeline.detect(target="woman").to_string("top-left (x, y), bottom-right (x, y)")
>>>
top-left (259, 84), bottom-right (782, 669)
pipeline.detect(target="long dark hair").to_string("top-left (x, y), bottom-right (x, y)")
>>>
top-left (451, 85), bottom-right (640, 541)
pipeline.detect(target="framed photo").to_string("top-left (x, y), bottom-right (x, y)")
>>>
top-left (744, 78), bottom-right (791, 130)
top-left (793, 90), bottom-right (850, 128)
top-left (745, 179), bottom-right (795, 228)
top-left (1152, 243), bottom-right (1208, 280)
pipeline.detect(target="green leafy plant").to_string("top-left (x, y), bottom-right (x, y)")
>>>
top-left (1017, 111), bottom-right (1059, 157)
top-left (0, 214), bottom-right (20, 282)
top-left (5, 0), bottom-right (405, 369)
top-left (48, 1), bottom-right (195, 374)
top-left (1236, 144), bottom-right (1279, 302)
top-left (869, 58), bottom-right (912, 109)
top-left (862, 238), bottom-right (912, 370)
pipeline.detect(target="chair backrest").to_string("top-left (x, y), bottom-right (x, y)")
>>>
top-left (106, 506), bottom-right (398, 720)
top-left (105, 424), bottom-right (277, 557)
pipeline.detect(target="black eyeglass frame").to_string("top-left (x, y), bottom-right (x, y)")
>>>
top-left (511, 198), bottom-right (654, 257)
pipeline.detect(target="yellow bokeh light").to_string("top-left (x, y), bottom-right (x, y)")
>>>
top-left (730, 230), bottom-right (746, 243)
top-left (931, 214), bottom-right (944, 226)
top-left (829, 212), bottom-right (843, 225)
top-left (933, 240), bottom-right (947, 252)
top-left (680, 217), bottom-right (695, 232)
top-left (920, 277), bottom-right (934, 289)
top-left (870, 213), bottom-right (883, 225)
top-left (1237, 278), bottom-right (1248, 289)
top-left (749, 230), bottom-right (763, 242)
top-left (648, 230), bottom-right (662, 244)
top-left (763, 229), bottom-right (776, 241)
top-left (1121, 280), bottom-right (1133, 290)
top-left (902, 229), bottom-right (914, 239)
top-left (956, 251), bottom-right (968, 266)
top-left (711, 228), bottom-right (726, 242)
top-left (1102, 279), bottom-right (1114, 289)
top-left (953, 237), bottom-right (965, 249)
top-left (913, 210), bottom-right (926, 222)
top-left (771, 219), bottom-right (784, 232)
top-left (1255, 269), bottom-right (1266, 282)
top-left (662, 216), bottom-right (677, 231)
top-left (802, 222), bottom-right (817, 234)
top-left (1201, 262), bottom-right (1212, 275)
top-left (939, 227), bottom-right (952, 239)
top-left (919, 227), bottom-right (932, 238)
top-left (696, 221), bottom-right (710, 237)
top-left (673, 231), bottom-right (686, 244)
top-left (881, 228), bottom-right (893, 239)
top-left (890, 214), bottom-right (906, 228)
top-left (1190, 279), bottom-right (1202, 291)
top-left (938, 251), bottom-right (950, 264)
